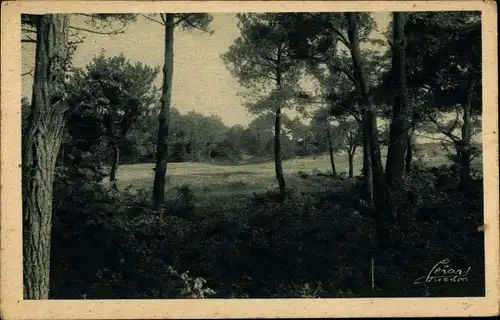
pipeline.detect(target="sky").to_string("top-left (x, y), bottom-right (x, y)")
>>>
top-left (22, 13), bottom-right (391, 127)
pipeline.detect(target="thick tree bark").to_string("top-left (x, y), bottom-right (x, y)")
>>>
top-left (386, 12), bottom-right (410, 187)
top-left (109, 144), bottom-right (120, 189)
top-left (153, 13), bottom-right (175, 209)
top-left (274, 107), bottom-right (286, 202)
top-left (346, 13), bottom-right (392, 218)
top-left (22, 14), bottom-right (70, 300)
top-left (325, 119), bottom-right (337, 177)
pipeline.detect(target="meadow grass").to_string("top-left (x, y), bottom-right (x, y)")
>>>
top-left (113, 147), bottom-right (482, 210)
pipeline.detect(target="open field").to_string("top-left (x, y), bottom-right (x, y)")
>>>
top-left (113, 148), bottom-right (482, 211)
top-left (115, 154), bottom-right (354, 210)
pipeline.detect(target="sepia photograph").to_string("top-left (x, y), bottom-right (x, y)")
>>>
top-left (1, 0), bottom-right (499, 319)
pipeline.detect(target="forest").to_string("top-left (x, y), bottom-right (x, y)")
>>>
top-left (21, 12), bottom-right (483, 299)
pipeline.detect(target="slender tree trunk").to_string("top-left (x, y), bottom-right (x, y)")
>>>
top-left (22, 14), bottom-right (70, 300)
top-left (459, 80), bottom-right (476, 189)
top-left (325, 119), bottom-right (337, 177)
top-left (109, 144), bottom-right (120, 189)
top-left (405, 133), bottom-right (413, 173)
top-left (274, 107), bottom-right (286, 202)
top-left (153, 14), bottom-right (175, 209)
top-left (385, 12), bottom-right (410, 186)
top-left (346, 13), bottom-right (392, 218)
top-left (348, 151), bottom-right (355, 178)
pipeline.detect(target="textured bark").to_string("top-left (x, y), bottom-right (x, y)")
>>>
top-left (22, 14), bottom-right (70, 299)
top-left (386, 12), bottom-right (410, 187)
top-left (153, 14), bottom-right (175, 209)
top-left (325, 119), bottom-right (337, 177)
top-left (346, 13), bottom-right (392, 217)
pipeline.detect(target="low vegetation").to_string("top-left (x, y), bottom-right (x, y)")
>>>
top-left (49, 150), bottom-right (484, 299)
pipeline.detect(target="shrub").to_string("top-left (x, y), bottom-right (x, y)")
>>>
top-left (50, 181), bottom-right (215, 299)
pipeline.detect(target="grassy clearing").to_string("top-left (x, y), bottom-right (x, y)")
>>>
top-left (115, 153), bottom-right (362, 207)
top-left (114, 147), bottom-right (482, 208)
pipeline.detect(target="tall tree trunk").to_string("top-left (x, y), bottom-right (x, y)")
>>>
top-left (405, 132), bottom-right (413, 173)
top-left (109, 144), bottom-right (120, 189)
top-left (153, 13), bottom-right (174, 209)
top-left (386, 12), bottom-right (410, 187)
top-left (325, 119), bottom-right (337, 177)
top-left (22, 14), bottom-right (70, 299)
top-left (274, 107), bottom-right (286, 202)
top-left (362, 127), bottom-right (374, 206)
top-left (459, 80), bottom-right (476, 189)
top-left (366, 104), bottom-right (391, 217)
top-left (346, 13), bottom-right (392, 218)
top-left (348, 151), bottom-right (355, 178)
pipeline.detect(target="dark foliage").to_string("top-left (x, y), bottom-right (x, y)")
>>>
top-left (49, 165), bottom-right (484, 298)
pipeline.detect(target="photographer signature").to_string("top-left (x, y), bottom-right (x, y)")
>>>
top-left (414, 259), bottom-right (471, 284)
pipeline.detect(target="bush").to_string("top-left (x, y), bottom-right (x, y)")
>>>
top-left (50, 182), bottom-right (215, 299)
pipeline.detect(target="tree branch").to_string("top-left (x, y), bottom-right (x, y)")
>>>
top-left (75, 13), bottom-right (96, 18)
top-left (335, 104), bottom-right (362, 123)
top-left (69, 23), bottom-right (126, 35)
top-left (142, 14), bottom-right (165, 26)
top-left (173, 13), bottom-right (194, 27)
top-left (417, 133), bottom-right (454, 144)
top-left (330, 25), bottom-right (351, 50)
top-left (180, 15), bottom-right (211, 34)
top-left (22, 28), bottom-right (37, 34)
top-left (22, 69), bottom-right (34, 77)
top-left (425, 111), bottom-right (461, 142)
top-left (330, 64), bottom-right (357, 86)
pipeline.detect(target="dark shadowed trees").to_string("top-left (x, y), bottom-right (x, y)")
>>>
top-left (404, 12), bottom-right (482, 188)
top-left (385, 12), bottom-right (411, 187)
top-left (338, 118), bottom-right (362, 178)
top-left (311, 109), bottom-right (340, 176)
top-left (66, 54), bottom-right (159, 188)
top-left (345, 13), bottom-right (392, 218)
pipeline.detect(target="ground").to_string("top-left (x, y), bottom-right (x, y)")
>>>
top-left (116, 154), bottom-right (355, 207)
top-left (114, 146), bottom-right (480, 210)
